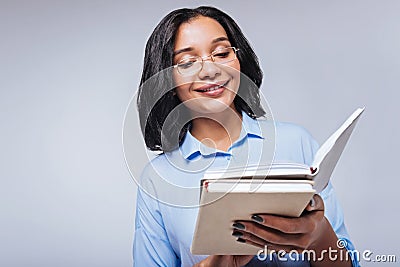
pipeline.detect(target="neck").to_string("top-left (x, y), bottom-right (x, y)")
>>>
top-left (190, 108), bottom-right (243, 152)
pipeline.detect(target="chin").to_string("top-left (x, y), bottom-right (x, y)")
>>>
top-left (185, 97), bottom-right (236, 115)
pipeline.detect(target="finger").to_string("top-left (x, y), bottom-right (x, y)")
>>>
top-left (249, 195), bottom-right (324, 234)
top-left (233, 230), bottom-right (267, 248)
top-left (235, 235), bottom-right (264, 249)
top-left (247, 214), bottom-right (317, 234)
top-left (234, 221), bottom-right (305, 247)
top-left (234, 230), bottom-right (303, 253)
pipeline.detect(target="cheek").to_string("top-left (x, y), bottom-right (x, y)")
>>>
top-left (175, 87), bottom-right (190, 103)
top-left (233, 60), bottom-right (240, 72)
top-left (173, 69), bottom-right (182, 87)
top-left (232, 61), bottom-right (241, 80)
top-left (225, 62), bottom-right (241, 93)
top-left (173, 71), bottom-right (191, 100)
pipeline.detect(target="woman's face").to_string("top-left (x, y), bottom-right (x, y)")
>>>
top-left (172, 16), bottom-right (241, 115)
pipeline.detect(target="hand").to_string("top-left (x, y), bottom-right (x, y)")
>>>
top-left (231, 194), bottom-right (352, 267)
top-left (232, 194), bottom-right (325, 251)
top-left (193, 255), bottom-right (254, 267)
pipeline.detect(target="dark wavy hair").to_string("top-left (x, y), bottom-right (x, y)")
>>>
top-left (137, 6), bottom-right (265, 152)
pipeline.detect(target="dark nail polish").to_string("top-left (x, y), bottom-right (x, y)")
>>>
top-left (236, 237), bottom-right (246, 243)
top-left (232, 231), bottom-right (243, 237)
top-left (232, 222), bottom-right (245, 230)
top-left (251, 215), bottom-right (264, 223)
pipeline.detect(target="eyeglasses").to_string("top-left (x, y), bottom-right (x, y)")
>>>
top-left (173, 47), bottom-right (240, 76)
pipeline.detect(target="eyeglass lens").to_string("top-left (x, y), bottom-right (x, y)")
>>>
top-left (176, 47), bottom-right (238, 75)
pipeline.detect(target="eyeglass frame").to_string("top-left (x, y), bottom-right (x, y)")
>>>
top-left (173, 46), bottom-right (240, 76)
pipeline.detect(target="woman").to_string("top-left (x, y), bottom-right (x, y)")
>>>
top-left (134, 6), bottom-right (358, 267)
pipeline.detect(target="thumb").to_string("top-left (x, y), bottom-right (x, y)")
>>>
top-left (305, 194), bottom-right (324, 212)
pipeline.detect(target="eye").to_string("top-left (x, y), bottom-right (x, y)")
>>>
top-left (177, 57), bottom-right (198, 69)
top-left (211, 47), bottom-right (236, 63)
top-left (213, 51), bottom-right (230, 58)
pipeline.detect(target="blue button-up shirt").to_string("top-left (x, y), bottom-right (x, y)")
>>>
top-left (133, 113), bottom-right (359, 267)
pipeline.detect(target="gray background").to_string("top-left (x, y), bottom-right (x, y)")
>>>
top-left (1, 0), bottom-right (399, 266)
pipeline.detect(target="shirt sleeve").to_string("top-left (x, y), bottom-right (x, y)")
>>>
top-left (320, 183), bottom-right (360, 267)
top-left (133, 181), bottom-right (180, 267)
top-left (303, 126), bottom-right (360, 267)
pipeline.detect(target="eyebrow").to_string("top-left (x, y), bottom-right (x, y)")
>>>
top-left (173, 36), bottom-right (230, 56)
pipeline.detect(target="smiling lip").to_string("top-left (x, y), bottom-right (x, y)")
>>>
top-left (194, 80), bottom-right (230, 96)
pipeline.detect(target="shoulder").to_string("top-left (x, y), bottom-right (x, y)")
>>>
top-left (139, 153), bottom-right (170, 179)
top-left (257, 118), bottom-right (319, 165)
top-left (275, 121), bottom-right (316, 144)
top-left (136, 153), bottom-right (176, 203)
top-left (256, 117), bottom-right (316, 143)
top-left (138, 149), bottom-right (189, 185)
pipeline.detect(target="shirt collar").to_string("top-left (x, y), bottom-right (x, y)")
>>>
top-left (241, 111), bottom-right (264, 139)
top-left (180, 112), bottom-right (264, 159)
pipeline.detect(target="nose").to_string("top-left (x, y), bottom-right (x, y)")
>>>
top-left (198, 60), bottom-right (221, 80)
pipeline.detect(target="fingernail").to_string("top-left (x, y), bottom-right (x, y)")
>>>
top-left (232, 231), bottom-right (243, 237)
top-left (236, 237), bottom-right (246, 243)
top-left (232, 222), bottom-right (245, 230)
top-left (251, 215), bottom-right (264, 223)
